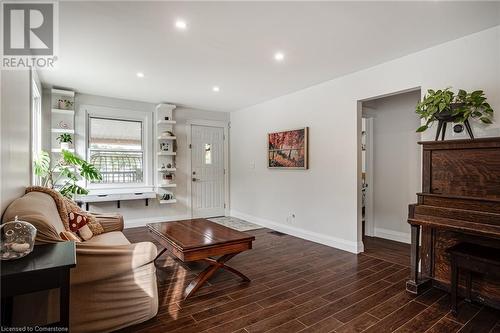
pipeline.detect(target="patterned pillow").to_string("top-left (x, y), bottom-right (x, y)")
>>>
top-left (69, 212), bottom-right (93, 241)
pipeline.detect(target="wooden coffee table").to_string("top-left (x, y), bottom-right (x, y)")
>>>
top-left (147, 218), bottom-right (255, 299)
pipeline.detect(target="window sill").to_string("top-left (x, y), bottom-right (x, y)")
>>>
top-left (76, 190), bottom-right (155, 203)
top-left (86, 186), bottom-right (153, 196)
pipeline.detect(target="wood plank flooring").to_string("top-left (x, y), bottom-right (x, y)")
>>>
top-left (117, 227), bottom-right (500, 333)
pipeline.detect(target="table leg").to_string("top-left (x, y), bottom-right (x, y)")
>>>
top-left (451, 259), bottom-right (458, 315)
top-left (59, 269), bottom-right (71, 329)
top-left (1, 296), bottom-right (13, 327)
top-left (183, 253), bottom-right (250, 299)
top-left (154, 248), bottom-right (167, 262)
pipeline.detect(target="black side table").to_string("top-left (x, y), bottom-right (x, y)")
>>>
top-left (1, 242), bottom-right (76, 329)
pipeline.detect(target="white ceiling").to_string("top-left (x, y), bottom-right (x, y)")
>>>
top-left (38, 1), bottom-right (500, 112)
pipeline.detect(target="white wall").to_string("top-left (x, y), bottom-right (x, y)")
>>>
top-left (1, 70), bottom-right (32, 215)
top-left (363, 91), bottom-right (421, 244)
top-left (71, 93), bottom-right (229, 226)
top-left (230, 26), bottom-right (500, 253)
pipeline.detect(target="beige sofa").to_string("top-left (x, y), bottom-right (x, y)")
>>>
top-left (2, 191), bottom-right (159, 333)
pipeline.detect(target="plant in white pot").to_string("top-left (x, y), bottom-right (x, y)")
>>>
top-left (56, 133), bottom-right (72, 150)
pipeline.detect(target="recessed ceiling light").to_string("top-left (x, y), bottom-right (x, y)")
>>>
top-left (212, 86), bottom-right (220, 92)
top-left (274, 52), bottom-right (285, 61)
top-left (136, 72), bottom-right (144, 78)
top-left (175, 19), bottom-right (187, 30)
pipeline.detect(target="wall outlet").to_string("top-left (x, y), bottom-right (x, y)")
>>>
top-left (286, 213), bottom-right (296, 224)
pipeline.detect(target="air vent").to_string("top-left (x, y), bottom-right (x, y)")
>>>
top-left (268, 231), bottom-right (287, 237)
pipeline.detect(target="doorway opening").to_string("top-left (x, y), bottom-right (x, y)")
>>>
top-left (360, 90), bottom-right (422, 250)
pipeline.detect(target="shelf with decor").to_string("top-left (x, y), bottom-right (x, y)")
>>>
top-left (157, 183), bottom-right (176, 188)
top-left (157, 120), bottom-right (176, 125)
top-left (52, 108), bottom-right (75, 114)
top-left (158, 199), bottom-right (177, 204)
top-left (51, 148), bottom-right (75, 153)
top-left (51, 88), bottom-right (76, 164)
top-left (51, 128), bottom-right (75, 134)
top-left (154, 104), bottom-right (177, 204)
top-left (158, 168), bottom-right (176, 172)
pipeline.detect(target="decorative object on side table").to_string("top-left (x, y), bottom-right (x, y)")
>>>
top-left (268, 127), bottom-right (309, 169)
top-left (0, 216), bottom-right (37, 260)
top-left (415, 88), bottom-right (494, 140)
top-left (56, 133), bottom-right (72, 150)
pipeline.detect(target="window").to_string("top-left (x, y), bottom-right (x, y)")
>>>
top-left (88, 117), bottom-right (144, 184)
top-left (31, 79), bottom-right (42, 185)
top-left (204, 143), bottom-right (212, 164)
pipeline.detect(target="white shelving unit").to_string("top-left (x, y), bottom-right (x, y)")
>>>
top-left (51, 128), bottom-right (75, 134)
top-left (50, 89), bottom-right (76, 183)
top-left (158, 168), bottom-right (176, 172)
top-left (51, 148), bottom-right (75, 153)
top-left (154, 104), bottom-right (177, 204)
top-left (157, 120), bottom-right (177, 125)
top-left (158, 199), bottom-right (177, 204)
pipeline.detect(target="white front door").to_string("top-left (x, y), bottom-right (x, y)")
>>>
top-left (191, 125), bottom-right (225, 218)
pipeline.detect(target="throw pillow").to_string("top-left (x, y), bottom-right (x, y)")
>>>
top-left (69, 212), bottom-right (93, 241)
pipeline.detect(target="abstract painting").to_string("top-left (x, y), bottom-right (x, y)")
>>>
top-left (268, 127), bottom-right (308, 169)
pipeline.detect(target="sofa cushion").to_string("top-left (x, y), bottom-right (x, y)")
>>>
top-left (60, 231), bottom-right (81, 242)
top-left (2, 192), bottom-right (65, 243)
top-left (84, 231), bottom-right (131, 246)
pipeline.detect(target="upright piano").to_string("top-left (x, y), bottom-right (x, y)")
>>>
top-left (406, 137), bottom-right (500, 309)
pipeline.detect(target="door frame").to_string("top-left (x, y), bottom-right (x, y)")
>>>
top-left (186, 119), bottom-right (230, 218)
top-left (362, 116), bottom-right (374, 237)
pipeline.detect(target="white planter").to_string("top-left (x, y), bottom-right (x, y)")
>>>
top-left (60, 142), bottom-right (70, 150)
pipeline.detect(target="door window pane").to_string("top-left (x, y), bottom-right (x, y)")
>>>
top-left (205, 143), bottom-right (212, 164)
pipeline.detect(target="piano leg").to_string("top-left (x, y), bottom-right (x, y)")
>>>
top-left (406, 224), bottom-right (431, 294)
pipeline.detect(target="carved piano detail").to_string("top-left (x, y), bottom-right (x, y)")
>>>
top-left (406, 138), bottom-right (500, 309)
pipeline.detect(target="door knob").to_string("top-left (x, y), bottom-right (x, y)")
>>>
top-left (192, 178), bottom-right (198, 181)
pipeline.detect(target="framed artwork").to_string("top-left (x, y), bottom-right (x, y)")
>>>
top-left (268, 127), bottom-right (308, 169)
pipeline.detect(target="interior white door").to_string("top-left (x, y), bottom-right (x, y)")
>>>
top-left (191, 125), bottom-right (225, 218)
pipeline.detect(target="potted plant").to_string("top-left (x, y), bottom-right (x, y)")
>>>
top-left (33, 150), bottom-right (102, 199)
top-left (64, 100), bottom-right (74, 110)
top-left (416, 88), bottom-right (494, 140)
top-left (57, 99), bottom-right (73, 110)
top-left (56, 133), bottom-right (72, 150)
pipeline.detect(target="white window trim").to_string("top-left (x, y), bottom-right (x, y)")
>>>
top-left (81, 104), bottom-right (152, 192)
top-left (31, 74), bottom-right (42, 185)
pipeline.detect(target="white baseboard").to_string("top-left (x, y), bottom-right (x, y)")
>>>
top-left (230, 210), bottom-right (363, 254)
top-left (374, 227), bottom-right (411, 244)
top-left (125, 214), bottom-right (190, 228)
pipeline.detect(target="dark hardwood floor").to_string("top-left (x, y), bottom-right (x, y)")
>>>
top-left (118, 227), bottom-right (500, 333)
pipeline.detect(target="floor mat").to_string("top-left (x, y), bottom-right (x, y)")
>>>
top-left (208, 216), bottom-right (263, 232)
